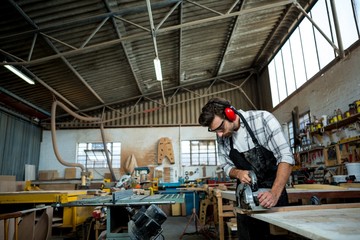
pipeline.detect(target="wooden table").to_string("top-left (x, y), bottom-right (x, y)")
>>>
top-left (220, 184), bottom-right (360, 202)
top-left (287, 184), bottom-right (360, 203)
top-left (248, 203), bottom-right (360, 240)
top-left (218, 184), bottom-right (360, 239)
top-left (214, 189), bottom-right (236, 240)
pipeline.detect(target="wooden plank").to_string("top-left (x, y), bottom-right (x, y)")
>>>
top-left (157, 137), bottom-right (175, 164)
top-left (339, 182), bottom-right (360, 188)
top-left (18, 212), bottom-right (35, 240)
top-left (221, 187), bottom-right (360, 204)
top-left (292, 184), bottom-right (347, 190)
top-left (250, 207), bottom-right (360, 240)
top-left (236, 203), bottom-right (360, 214)
top-left (287, 189), bottom-right (360, 200)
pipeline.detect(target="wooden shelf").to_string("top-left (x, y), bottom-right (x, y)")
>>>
top-left (299, 112), bottom-right (360, 169)
top-left (298, 146), bottom-right (324, 155)
top-left (324, 144), bottom-right (341, 167)
top-left (324, 112), bottom-right (360, 131)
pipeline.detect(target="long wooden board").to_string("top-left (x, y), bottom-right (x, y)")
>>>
top-left (250, 206), bottom-right (360, 240)
top-left (220, 186), bottom-right (360, 203)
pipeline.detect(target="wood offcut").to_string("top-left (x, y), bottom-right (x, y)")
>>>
top-left (157, 137), bottom-right (175, 164)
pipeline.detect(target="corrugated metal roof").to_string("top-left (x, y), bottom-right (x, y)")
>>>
top-left (0, 0), bottom-right (316, 125)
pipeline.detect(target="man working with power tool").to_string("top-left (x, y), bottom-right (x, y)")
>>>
top-left (198, 97), bottom-right (294, 240)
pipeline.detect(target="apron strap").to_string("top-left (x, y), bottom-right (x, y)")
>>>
top-left (231, 107), bottom-right (260, 147)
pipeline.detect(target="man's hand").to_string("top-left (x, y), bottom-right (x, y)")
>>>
top-left (257, 190), bottom-right (278, 208)
top-left (258, 162), bottom-right (293, 208)
top-left (229, 168), bottom-right (251, 184)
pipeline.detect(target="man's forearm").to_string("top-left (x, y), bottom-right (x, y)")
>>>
top-left (271, 162), bottom-right (292, 199)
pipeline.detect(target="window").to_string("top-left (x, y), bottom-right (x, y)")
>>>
top-left (181, 140), bottom-right (218, 166)
top-left (270, 0), bottom-right (360, 107)
top-left (288, 111), bottom-right (311, 152)
top-left (77, 142), bottom-right (121, 169)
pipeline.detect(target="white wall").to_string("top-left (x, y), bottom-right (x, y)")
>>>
top-left (39, 126), bottom-right (217, 182)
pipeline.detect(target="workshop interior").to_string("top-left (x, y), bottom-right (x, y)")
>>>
top-left (1, 0), bottom-right (360, 240)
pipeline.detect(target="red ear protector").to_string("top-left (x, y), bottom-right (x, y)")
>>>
top-left (209, 100), bottom-right (237, 122)
top-left (224, 107), bottom-right (236, 122)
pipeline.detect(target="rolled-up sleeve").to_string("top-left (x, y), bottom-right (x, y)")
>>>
top-left (263, 112), bottom-right (295, 166)
top-left (217, 137), bottom-right (235, 177)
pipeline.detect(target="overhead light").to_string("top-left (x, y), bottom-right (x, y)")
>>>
top-left (153, 57), bottom-right (163, 81)
top-left (3, 62), bottom-right (35, 85)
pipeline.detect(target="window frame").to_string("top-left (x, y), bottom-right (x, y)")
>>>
top-left (77, 142), bottom-right (121, 169)
top-left (181, 140), bottom-right (218, 166)
top-left (269, 0), bottom-right (360, 108)
top-left (288, 111), bottom-right (311, 153)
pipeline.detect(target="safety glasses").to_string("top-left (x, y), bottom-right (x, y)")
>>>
top-left (208, 119), bottom-right (225, 132)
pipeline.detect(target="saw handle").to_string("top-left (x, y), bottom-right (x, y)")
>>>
top-left (249, 171), bottom-right (259, 192)
top-left (253, 195), bottom-right (260, 206)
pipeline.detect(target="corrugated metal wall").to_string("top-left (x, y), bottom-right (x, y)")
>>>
top-left (0, 111), bottom-right (42, 180)
top-left (59, 76), bottom-right (264, 128)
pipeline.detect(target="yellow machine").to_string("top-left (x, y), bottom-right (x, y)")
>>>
top-left (152, 177), bottom-right (159, 192)
top-left (0, 190), bottom-right (94, 231)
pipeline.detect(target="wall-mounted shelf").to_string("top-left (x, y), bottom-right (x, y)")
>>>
top-left (324, 144), bottom-right (341, 167)
top-left (324, 112), bottom-right (360, 131)
top-left (298, 147), bottom-right (325, 168)
top-left (297, 112), bottom-right (360, 170)
top-left (298, 146), bottom-right (324, 155)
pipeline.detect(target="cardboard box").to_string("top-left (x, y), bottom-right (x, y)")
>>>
top-left (38, 170), bottom-right (59, 180)
top-left (0, 175), bottom-right (16, 192)
top-left (64, 168), bottom-right (77, 179)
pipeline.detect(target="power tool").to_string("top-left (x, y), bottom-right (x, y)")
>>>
top-left (236, 170), bottom-right (269, 211)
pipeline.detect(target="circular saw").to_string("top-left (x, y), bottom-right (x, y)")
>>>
top-left (236, 171), bottom-right (270, 211)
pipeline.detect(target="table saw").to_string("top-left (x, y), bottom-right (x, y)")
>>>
top-left (55, 189), bottom-right (185, 239)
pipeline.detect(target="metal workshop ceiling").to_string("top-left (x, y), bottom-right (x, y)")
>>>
top-left (0, 0), bottom-right (316, 124)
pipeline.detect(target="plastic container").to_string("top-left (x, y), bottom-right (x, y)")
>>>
top-left (346, 162), bottom-right (360, 176)
top-left (332, 175), bottom-right (347, 183)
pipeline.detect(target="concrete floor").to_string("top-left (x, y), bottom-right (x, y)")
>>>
top-left (161, 216), bottom-right (218, 240)
top-left (51, 215), bottom-right (219, 240)
top-left (51, 214), bottom-right (308, 240)
top-left (161, 216), bottom-right (310, 240)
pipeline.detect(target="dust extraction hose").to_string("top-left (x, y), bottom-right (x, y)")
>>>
top-left (51, 100), bottom-right (117, 184)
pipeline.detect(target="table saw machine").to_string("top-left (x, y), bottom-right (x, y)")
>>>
top-left (55, 189), bottom-right (185, 240)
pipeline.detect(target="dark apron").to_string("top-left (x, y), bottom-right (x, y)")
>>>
top-left (229, 138), bottom-right (277, 188)
top-left (229, 112), bottom-right (288, 240)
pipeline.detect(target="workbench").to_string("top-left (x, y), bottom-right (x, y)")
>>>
top-left (217, 184), bottom-right (360, 240)
top-left (0, 190), bottom-right (94, 230)
top-left (246, 203), bottom-right (360, 240)
top-left (220, 184), bottom-right (360, 202)
top-left (287, 184), bottom-right (360, 204)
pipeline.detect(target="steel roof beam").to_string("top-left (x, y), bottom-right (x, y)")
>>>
top-left (1, 0), bottom-right (292, 66)
top-left (103, 0), bottom-right (144, 95)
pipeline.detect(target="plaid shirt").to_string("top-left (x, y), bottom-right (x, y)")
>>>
top-left (218, 109), bottom-right (294, 176)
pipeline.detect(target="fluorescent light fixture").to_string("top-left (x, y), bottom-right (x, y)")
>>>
top-left (3, 63), bottom-right (35, 85)
top-left (153, 57), bottom-right (163, 81)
